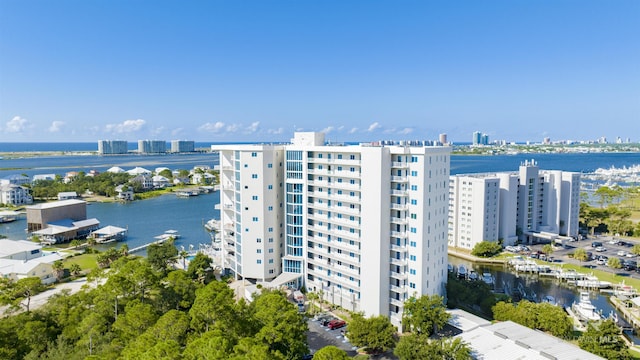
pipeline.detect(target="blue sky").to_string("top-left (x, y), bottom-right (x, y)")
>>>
top-left (0, 1), bottom-right (638, 144)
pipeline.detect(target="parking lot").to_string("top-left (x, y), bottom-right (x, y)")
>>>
top-left (517, 235), bottom-right (640, 278)
top-left (306, 313), bottom-right (358, 356)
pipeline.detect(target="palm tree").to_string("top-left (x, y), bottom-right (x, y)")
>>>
top-left (52, 260), bottom-right (65, 281)
top-left (179, 250), bottom-right (189, 269)
top-left (70, 263), bottom-right (82, 277)
top-left (542, 244), bottom-right (554, 260)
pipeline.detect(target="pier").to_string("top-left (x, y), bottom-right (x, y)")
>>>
top-left (128, 238), bottom-right (170, 254)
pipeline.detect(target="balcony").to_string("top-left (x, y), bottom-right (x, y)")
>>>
top-left (390, 189), bottom-right (408, 196)
top-left (390, 258), bottom-right (407, 266)
top-left (391, 203), bottom-right (408, 210)
top-left (390, 230), bottom-right (408, 238)
top-left (390, 217), bottom-right (408, 225)
top-left (390, 175), bottom-right (408, 182)
top-left (390, 298), bottom-right (405, 307)
top-left (391, 161), bottom-right (409, 168)
top-left (390, 243), bottom-right (405, 252)
top-left (389, 271), bottom-right (408, 280)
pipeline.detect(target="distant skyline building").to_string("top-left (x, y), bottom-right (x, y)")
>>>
top-left (170, 140), bottom-right (195, 153)
top-left (448, 160), bottom-right (580, 250)
top-left (212, 131), bottom-right (451, 329)
top-left (439, 133), bottom-right (447, 145)
top-left (137, 140), bottom-right (167, 154)
top-left (472, 131), bottom-right (489, 146)
top-left (97, 140), bottom-right (128, 155)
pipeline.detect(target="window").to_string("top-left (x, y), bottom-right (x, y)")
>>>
top-left (350, 155), bottom-right (355, 160)
top-left (410, 199), bottom-right (417, 205)
top-left (409, 255), bottom-right (417, 261)
top-left (252, 195), bottom-right (258, 200)
top-left (257, 260), bottom-right (262, 264)
top-left (257, 238), bottom-right (262, 243)
top-left (410, 241), bottom-right (417, 247)
top-left (269, 259), bottom-right (274, 264)
top-left (410, 213), bottom-right (417, 219)
top-left (410, 282), bottom-right (416, 289)
top-left (268, 185), bottom-right (273, 189)
top-left (268, 238), bottom-right (274, 243)
top-left (268, 163), bottom-right (273, 168)
top-left (410, 269), bottom-right (416, 275)
top-left (268, 206), bottom-right (273, 211)
top-left (411, 185), bottom-right (418, 191)
top-left (257, 249), bottom-right (262, 253)
top-left (268, 248), bottom-right (274, 253)
top-left (410, 227), bottom-right (417, 233)
top-left (411, 171), bottom-right (418, 176)
top-left (251, 152), bottom-right (257, 157)
top-left (252, 174), bottom-right (258, 179)
top-left (252, 217), bottom-right (258, 221)
top-left (268, 227), bottom-right (273, 232)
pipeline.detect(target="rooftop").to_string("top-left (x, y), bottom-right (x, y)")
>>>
top-left (26, 199), bottom-right (86, 210)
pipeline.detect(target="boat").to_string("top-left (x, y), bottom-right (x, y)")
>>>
top-left (576, 275), bottom-right (612, 289)
top-left (468, 270), bottom-right (478, 281)
top-left (482, 272), bottom-right (494, 286)
top-left (154, 230), bottom-right (181, 242)
top-left (457, 265), bottom-right (467, 279)
top-left (541, 295), bottom-right (558, 306)
top-left (571, 292), bottom-right (603, 322)
top-left (204, 219), bottom-right (220, 232)
top-left (176, 190), bottom-right (199, 197)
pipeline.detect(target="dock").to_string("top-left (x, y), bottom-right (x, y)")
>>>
top-left (129, 238), bottom-right (170, 254)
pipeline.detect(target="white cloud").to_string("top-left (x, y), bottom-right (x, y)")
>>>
top-left (383, 128), bottom-right (396, 134)
top-left (171, 128), bottom-right (184, 136)
top-left (198, 121), bottom-right (226, 133)
top-left (321, 126), bottom-right (335, 134)
top-left (367, 122), bottom-right (381, 132)
top-left (337, 126), bottom-right (345, 131)
top-left (151, 126), bottom-right (165, 136)
top-left (5, 116), bottom-right (30, 133)
top-left (399, 127), bottom-right (413, 135)
top-left (268, 128), bottom-right (284, 135)
top-left (48, 121), bottom-right (65, 132)
top-left (105, 119), bottom-right (146, 134)
top-left (349, 127), bottom-right (358, 134)
top-left (246, 121), bottom-right (260, 133)
top-left (226, 124), bottom-right (239, 133)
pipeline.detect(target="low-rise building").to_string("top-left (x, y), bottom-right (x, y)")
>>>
top-left (0, 183), bottom-right (33, 205)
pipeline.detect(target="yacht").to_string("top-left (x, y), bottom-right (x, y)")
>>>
top-left (468, 270), bottom-right (478, 281)
top-left (482, 272), bottom-right (495, 286)
top-left (541, 295), bottom-right (557, 306)
top-left (457, 265), bottom-right (467, 279)
top-left (572, 292), bottom-right (603, 322)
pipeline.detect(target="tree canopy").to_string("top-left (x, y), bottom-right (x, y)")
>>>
top-left (471, 241), bottom-right (503, 257)
top-left (402, 294), bottom-right (450, 336)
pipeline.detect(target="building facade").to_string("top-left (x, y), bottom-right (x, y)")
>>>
top-left (448, 160), bottom-right (580, 250)
top-left (98, 140), bottom-right (128, 155)
top-left (137, 140), bottom-right (167, 154)
top-left (171, 140), bottom-right (195, 153)
top-left (212, 132), bottom-right (451, 328)
top-left (0, 183), bottom-right (33, 205)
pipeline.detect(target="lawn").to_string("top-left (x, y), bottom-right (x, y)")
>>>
top-left (63, 253), bottom-right (99, 272)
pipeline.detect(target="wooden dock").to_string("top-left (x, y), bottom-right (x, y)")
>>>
top-left (129, 238), bottom-right (169, 254)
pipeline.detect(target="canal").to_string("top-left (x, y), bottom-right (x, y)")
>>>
top-left (448, 255), bottom-right (640, 344)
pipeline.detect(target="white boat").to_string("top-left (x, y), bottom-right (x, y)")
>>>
top-left (204, 219), bottom-right (220, 232)
top-left (482, 272), bottom-right (494, 286)
top-left (457, 265), bottom-right (467, 279)
top-left (468, 270), bottom-right (478, 281)
top-left (154, 230), bottom-right (181, 241)
top-left (572, 292), bottom-right (603, 322)
top-left (541, 295), bottom-right (557, 306)
top-left (576, 276), bottom-right (612, 289)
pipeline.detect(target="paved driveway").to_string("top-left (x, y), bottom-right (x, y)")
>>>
top-left (306, 316), bottom-right (358, 356)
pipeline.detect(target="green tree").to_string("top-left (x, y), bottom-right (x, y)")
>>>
top-left (607, 257), bottom-right (622, 269)
top-left (250, 290), bottom-right (309, 359)
top-left (3, 277), bottom-right (45, 312)
top-left (346, 314), bottom-right (396, 354)
top-left (574, 248), bottom-right (588, 264)
top-left (158, 269), bottom-right (200, 311)
top-left (147, 239), bottom-right (178, 275)
top-left (189, 280), bottom-right (237, 333)
top-left (542, 244), bottom-right (554, 259)
top-left (579, 319), bottom-right (630, 359)
top-left (52, 260), bottom-right (65, 281)
top-left (632, 244), bottom-right (640, 257)
top-left (182, 328), bottom-right (236, 360)
top-left (402, 294), bottom-right (450, 336)
top-left (471, 241), bottom-right (503, 257)
top-left (70, 263), bottom-right (82, 277)
top-left (395, 334), bottom-right (472, 360)
top-left (112, 300), bottom-right (159, 345)
top-left (492, 300), bottom-right (572, 338)
top-left (313, 346), bottom-right (350, 360)
top-left (186, 252), bottom-right (213, 282)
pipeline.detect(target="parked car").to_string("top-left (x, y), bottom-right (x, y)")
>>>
top-left (592, 241), bottom-right (603, 248)
top-left (328, 319), bottom-right (346, 330)
top-left (624, 261), bottom-right (638, 271)
top-left (321, 317), bottom-right (337, 327)
top-left (595, 246), bottom-right (606, 252)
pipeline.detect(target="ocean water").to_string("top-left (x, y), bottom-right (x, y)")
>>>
top-left (1, 151), bottom-right (639, 246)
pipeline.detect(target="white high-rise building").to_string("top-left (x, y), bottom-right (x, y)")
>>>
top-left (97, 140), bottom-right (128, 155)
top-left (212, 132), bottom-right (451, 328)
top-left (448, 160), bottom-right (580, 251)
top-left (137, 140), bottom-right (167, 154)
top-left (170, 140), bottom-right (195, 153)
top-left (214, 145), bottom-right (285, 282)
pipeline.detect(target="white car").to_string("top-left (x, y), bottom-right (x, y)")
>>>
top-left (609, 239), bottom-right (620, 245)
top-left (618, 250), bottom-right (627, 257)
top-left (595, 246), bottom-right (606, 252)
